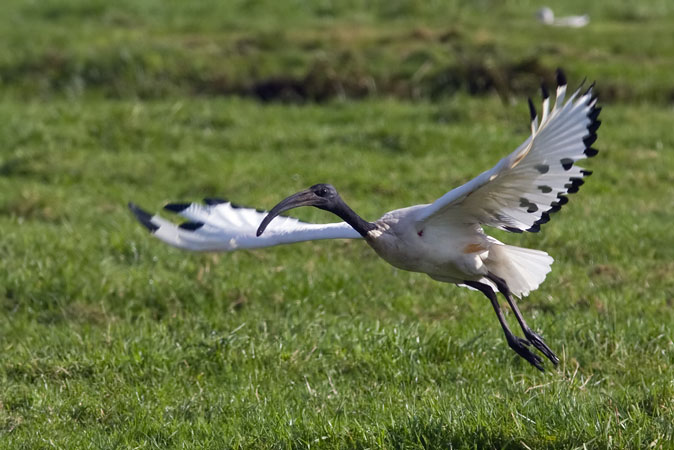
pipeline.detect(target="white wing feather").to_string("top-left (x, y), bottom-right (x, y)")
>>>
top-left (129, 200), bottom-right (361, 252)
top-left (415, 76), bottom-right (600, 233)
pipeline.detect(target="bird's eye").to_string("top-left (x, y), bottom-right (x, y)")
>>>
top-left (316, 187), bottom-right (329, 197)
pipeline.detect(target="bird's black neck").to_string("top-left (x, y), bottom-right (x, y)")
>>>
top-left (329, 200), bottom-right (376, 237)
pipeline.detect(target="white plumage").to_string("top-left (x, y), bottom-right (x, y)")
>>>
top-left (130, 70), bottom-right (600, 370)
top-left (140, 200), bottom-right (359, 252)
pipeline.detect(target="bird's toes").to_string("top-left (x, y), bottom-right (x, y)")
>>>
top-left (508, 336), bottom-right (544, 371)
top-left (524, 329), bottom-right (560, 366)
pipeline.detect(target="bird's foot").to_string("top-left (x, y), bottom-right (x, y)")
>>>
top-left (507, 336), bottom-right (544, 371)
top-left (523, 329), bottom-right (559, 366)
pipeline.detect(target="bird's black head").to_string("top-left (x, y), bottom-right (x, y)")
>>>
top-left (308, 183), bottom-right (338, 202)
top-left (256, 183), bottom-right (341, 236)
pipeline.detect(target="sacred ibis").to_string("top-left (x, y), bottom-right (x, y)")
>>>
top-left (129, 70), bottom-right (600, 371)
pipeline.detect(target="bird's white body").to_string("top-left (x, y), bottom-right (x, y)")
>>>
top-left (366, 206), bottom-right (552, 297)
top-left (366, 205), bottom-right (481, 281)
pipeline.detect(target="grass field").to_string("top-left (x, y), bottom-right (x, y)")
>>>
top-left (1, 1), bottom-right (673, 448)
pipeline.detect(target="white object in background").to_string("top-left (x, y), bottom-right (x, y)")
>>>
top-left (537, 6), bottom-right (590, 28)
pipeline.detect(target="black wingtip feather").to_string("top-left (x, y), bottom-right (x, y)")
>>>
top-left (504, 226), bottom-right (524, 233)
top-left (179, 221), bottom-right (205, 231)
top-left (584, 147), bottom-right (599, 157)
top-left (527, 98), bottom-right (537, 121)
top-left (128, 202), bottom-right (159, 233)
top-left (204, 197), bottom-right (228, 205)
top-left (581, 95), bottom-right (601, 158)
top-left (547, 204), bottom-right (562, 214)
top-left (588, 120), bottom-right (601, 134)
top-left (589, 107), bottom-right (602, 122)
top-left (565, 178), bottom-right (585, 194)
top-left (583, 133), bottom-right (598, 147)
top-left (537, 212), bottom-right (551, 225)
top-left (203, 197), bottom-right (266, 214)
top-left (164, 203), bottom-right (191, 213)
top-left (560, 158), bottom-right (574, 171)
top-left (541, 83), bottom-right (549, 99)
top-left (537, 195), bottom-right (568, 225)
top-left (556, 68), bottom-right (567, 87)
top-left (526, 223), bottom-right (540, 233)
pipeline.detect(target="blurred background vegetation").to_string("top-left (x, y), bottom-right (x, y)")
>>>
top-left (2, 0), bottom-right (673, 103)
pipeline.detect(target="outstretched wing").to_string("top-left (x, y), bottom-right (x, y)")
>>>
top-left (129, 198), bottom-right (361, 251)
top-left (415, 70), bottom-right (601, 232)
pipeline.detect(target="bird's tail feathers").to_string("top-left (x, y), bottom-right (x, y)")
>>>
top-left (485, 244), bottom-right (554, 297)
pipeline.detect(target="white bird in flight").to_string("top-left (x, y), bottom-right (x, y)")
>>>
top-left (130, 70), bottom-right (601, 371)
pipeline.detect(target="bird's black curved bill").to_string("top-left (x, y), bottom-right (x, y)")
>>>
top-left (256, 189), bottom-right (317, 236)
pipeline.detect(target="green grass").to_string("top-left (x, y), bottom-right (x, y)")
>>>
top-left (1, 1), bottom-right (674, 448)
top-left (2, 0), bottom-right (674, 102)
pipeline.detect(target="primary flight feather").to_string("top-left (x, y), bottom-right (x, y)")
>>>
top-left (130, 70), bottom-right (600, 370)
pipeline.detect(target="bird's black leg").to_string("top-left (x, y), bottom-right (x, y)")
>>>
top-left (464, 280), bottom-right (544, 371)
top-left (486, 273), bottom-right (559, 365)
